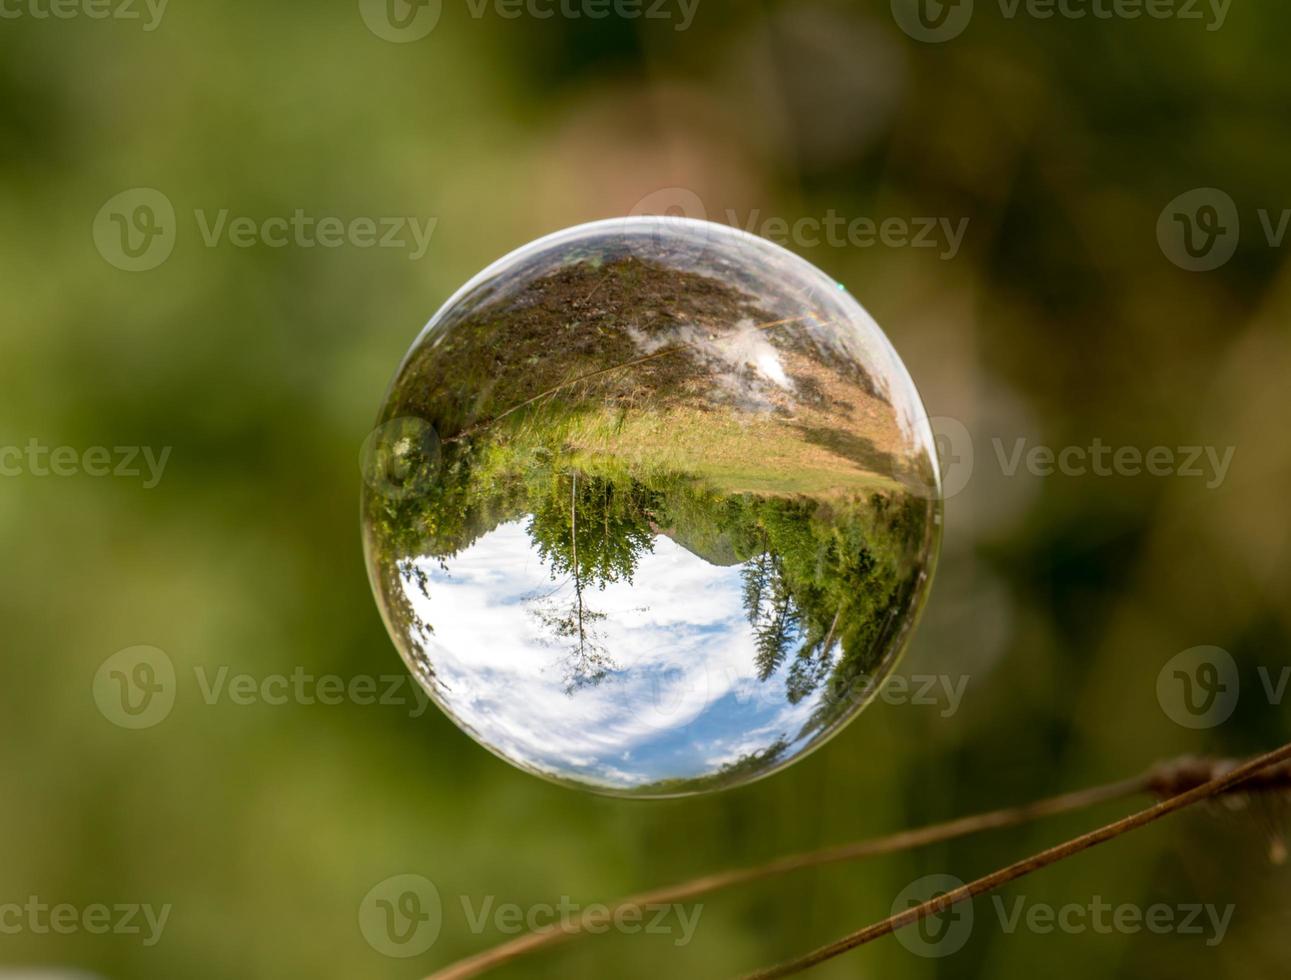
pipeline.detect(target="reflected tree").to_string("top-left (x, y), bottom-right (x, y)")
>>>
top-left (743, 547), bottom-right (801, 682)
top-left (527, 470), bottom-right (658, 587)
top-left (526, 470), bottom-right (658, 694)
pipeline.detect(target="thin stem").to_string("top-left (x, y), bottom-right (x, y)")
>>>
top-left (742, 740), bottom-right (1291, 979)
top-left (424, 768), bottom-right (1151, 980)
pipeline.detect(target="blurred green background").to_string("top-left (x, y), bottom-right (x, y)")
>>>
top-left (3, 0), bottom-right (1291, 977)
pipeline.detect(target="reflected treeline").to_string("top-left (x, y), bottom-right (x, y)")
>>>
top-left (366, 431), bottom-right (933, 734)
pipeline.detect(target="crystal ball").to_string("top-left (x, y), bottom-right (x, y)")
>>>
top-left (362, 217), bottom-right (941, 797)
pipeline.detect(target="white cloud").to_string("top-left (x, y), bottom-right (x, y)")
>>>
top-left (397, 520), bottom-right (824, 787)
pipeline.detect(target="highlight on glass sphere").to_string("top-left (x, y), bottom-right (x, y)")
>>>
top-left (361, 217), bottom-right (942, 797)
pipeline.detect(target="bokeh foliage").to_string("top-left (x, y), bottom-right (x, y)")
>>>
top-left (3, 1), bottom-right (1291, 978)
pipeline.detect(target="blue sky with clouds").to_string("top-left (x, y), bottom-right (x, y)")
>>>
top-left (397, 519), bottom-right (824, 789)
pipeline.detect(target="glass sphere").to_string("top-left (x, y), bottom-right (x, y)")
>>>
top-left (362, 217), bottom-right (941, 797)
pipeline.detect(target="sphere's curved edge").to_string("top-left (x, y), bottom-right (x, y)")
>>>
top-left (362, 216), bottom-right (947, 795)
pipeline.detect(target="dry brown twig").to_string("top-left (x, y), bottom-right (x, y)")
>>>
top-left (742, 743), bottom-right (1291, 979)
top-left (425, 750), bottom-right (1291, 980)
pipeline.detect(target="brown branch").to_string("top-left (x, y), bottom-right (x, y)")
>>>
top-left (423, 754), bottom-right (1290, 980)
top-left (741, 741), bottom-right (1291, 979)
